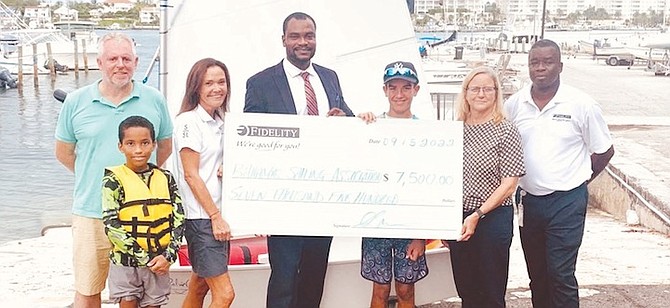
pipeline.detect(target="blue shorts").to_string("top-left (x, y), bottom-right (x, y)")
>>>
top-left (361, 237), bottom-right (428, 284)
top-left (184, 219), bottom-right (230, 278)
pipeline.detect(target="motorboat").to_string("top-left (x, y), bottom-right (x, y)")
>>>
top-left (52, 20), bottom-right (99, 43)
top-left (0, 28), bottom-right (100, 72)
top-left (0, 3), bottom-right (99, 72)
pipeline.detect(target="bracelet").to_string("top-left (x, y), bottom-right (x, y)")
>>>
top-left (209, 210), bottom-right (220, 218)
top-left (475, 208), bottom-right (486, 219)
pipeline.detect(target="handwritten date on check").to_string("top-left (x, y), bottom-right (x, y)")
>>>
top-left (222, 113), bottom-right (463, 240)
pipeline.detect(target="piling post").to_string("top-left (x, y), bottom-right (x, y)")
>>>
top-left (17, 45), bottom-right (23, 88)
top-left (514, 38), bottom-right (519, 53)
top-left (73, 39), bottom-right (79, 76)
top-left (46, 42), bottom-right (55, 76)
top-left (435, 93), bottom-right (441, 120)
top-left (82, 39), bottom-right (89, 73)
top-left (32, 43), bottom-right (38, 84)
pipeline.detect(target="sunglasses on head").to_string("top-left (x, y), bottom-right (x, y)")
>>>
top-left (384, 66), bottom-right (417, 78)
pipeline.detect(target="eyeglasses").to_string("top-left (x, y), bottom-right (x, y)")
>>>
top-left (384, 67), bottom-right (418, 79)
top-left (466, 86), bottom-right (497, 95)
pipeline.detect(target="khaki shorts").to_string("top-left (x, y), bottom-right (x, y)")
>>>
top-left (108, 264), bottom-right (170, 306)
top-left (72, 215), bottom-right (112, 296)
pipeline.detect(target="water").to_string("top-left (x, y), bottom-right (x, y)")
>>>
top-left (0, 30), bottom-right (159, 244)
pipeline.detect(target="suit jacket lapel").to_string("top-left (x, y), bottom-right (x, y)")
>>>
top-left (272, 62), bottom-right (297, 114)
top-left (314, 65), bottom-right (335, 109)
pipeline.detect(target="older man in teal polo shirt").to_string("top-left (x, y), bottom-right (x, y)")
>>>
top-left (55, 32), bottom-right (173, 308)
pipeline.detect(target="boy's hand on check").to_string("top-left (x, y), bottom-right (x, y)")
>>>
top-left (357, 112), bottom-right (376, 124)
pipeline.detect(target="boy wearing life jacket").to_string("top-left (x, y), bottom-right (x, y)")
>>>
top-left (102, 115), bottom-right (185, 307)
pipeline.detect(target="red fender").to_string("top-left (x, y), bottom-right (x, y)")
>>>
top-left (229, 244), bottom-right (268, 265)
top-left (178, 243), bottom-right (268, 266)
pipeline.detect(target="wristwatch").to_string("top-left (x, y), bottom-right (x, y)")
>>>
top-left (475, 208), bottom-right (486, 219)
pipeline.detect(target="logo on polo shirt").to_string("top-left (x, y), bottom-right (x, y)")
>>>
top-left (236, 125), bottom-right (300, 138)
top-left (552, 114), bottom-right (572, 122)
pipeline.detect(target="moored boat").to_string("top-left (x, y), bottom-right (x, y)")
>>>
top-left (0, 3), bottom-right (99, 72)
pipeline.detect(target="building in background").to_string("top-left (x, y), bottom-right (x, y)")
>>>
top-left (505, 0), bottom-right (669, 22)
top-left (24, 5), bottom-right (51, 28)
top-left (54, 5), bottom-right (79, 21)
top-left (414, 0), bottom-right (442, 15)
top-left (139, 5), bottom-right (159, 24)
top-left (103, 0), bottom-right (134, 14)
top-left (413, 0), bottom-right (668, 27)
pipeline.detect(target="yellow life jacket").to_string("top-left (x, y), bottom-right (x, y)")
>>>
top-left (108, 165), bottom-right (173, 253)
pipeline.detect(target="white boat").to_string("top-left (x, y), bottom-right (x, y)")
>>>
top-left (642, 34), bottom-right (670, 75)
top-left (422, 59), bottom-right (471, 85)
top-left (159, 0), bottom-right (458, 306)
top-left (53, 20), bottom-right (99, 43)
top-left (578, 39), bottom-right (628, 56)
top-left (0, 2), bottom-right (99, 73)
top-left (578, 37), bottom-right (670, 67)
top-left (0, 30), bottom-right (98, 74)
top-left (167, 237), bottom-right (455, 308)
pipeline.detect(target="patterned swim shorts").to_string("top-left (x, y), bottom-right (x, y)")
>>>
top-left (361, 237), bottom-right (428, 284)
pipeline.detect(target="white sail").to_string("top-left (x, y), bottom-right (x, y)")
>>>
top-left (164, 0), bottom-right (434, 119)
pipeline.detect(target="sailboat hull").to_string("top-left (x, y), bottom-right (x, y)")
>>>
top-left (166, 237), bottom-right (455, 307)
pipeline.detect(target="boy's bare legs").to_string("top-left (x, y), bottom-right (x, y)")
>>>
top-left (117, 298), bottom-right (158, 308)
top-left (395, 281), bottom-right (416, 308)
top-left (370, 281), bottom-right (415, 308)
top-left (74, 293), bottom-right (101, 308)
top-left (370, 282), bottom-right (391, 308)
top-left (182, 273), bottom-right (209, 308)
top-left (118, 298), bottom-right (138, 308)
top-left (204, 272), bottom-right (235, 308)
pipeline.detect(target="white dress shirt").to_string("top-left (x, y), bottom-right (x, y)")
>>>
top-left (282, 59), bottom-right (330, 116)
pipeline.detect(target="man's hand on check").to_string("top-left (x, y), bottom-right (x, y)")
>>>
top-left (327, 108), bottom-right (347, 117)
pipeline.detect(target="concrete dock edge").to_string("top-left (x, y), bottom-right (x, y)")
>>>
top-left (589, 162), bottom-right (670, 235)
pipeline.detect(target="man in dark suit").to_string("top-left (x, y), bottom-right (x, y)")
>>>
top-left (244, 11), bottom-right (354, 308)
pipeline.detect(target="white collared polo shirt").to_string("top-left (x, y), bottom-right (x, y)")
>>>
top-left (504, 83), bottom-right (612, 196)
top-left (173, 105), bottom-right (225, 219)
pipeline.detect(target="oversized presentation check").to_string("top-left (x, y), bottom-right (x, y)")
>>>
top-left (223, 113), bottom-right (463, 240)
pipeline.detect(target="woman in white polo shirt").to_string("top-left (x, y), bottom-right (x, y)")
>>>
top-left (173, 58), bottom-right (235, 307)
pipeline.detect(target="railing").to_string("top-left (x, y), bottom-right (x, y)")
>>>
top-left (432, 92), bottom-right (457, 121)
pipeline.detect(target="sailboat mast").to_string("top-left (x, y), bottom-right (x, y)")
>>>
top-left (159, 0), bottom-right (168, 96)
top-left (665, 0), bottom-right (668, 26)
top-left (540, 0), bottom-right (547, 39)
